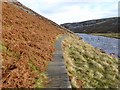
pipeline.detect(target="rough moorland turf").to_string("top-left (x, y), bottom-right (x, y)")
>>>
top-left (62, 34), bottom-right (120, 88)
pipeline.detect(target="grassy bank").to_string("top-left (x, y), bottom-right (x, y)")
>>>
top-left (92, 33), bottom-right (120, 39)
top-left (62, 33), bottom-right (120, 88)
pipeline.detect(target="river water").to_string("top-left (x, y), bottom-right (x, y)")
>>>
top-left (77, 33), bottom-right (119, 58)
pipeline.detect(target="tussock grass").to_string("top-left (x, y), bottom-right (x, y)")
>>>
top-left (62, 33), bottom-right (120, 88)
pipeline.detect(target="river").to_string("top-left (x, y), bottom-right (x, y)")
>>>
top-left (77, 33), bottom-right (120, 58)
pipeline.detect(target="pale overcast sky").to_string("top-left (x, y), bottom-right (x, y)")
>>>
top-left (17, 0), bottom-right (119, 24)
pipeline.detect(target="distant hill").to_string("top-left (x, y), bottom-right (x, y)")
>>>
top-left (61, 17), bottom-right (118, 33)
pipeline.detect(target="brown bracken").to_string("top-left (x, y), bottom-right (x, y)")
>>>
top-left (1, 2), bottom-right (64, 88)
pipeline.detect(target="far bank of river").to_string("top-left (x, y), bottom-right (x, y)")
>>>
top-left (77, 33), bottom-right (119, 58)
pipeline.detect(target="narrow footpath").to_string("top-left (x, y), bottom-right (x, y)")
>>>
top-left (47, 35), bottom-right (71, 88)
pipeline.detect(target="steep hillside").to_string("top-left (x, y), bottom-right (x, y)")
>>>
top-left (2, 2), bottom-right (64, 88)
top-left (61, 17), bottom-right (118, 33)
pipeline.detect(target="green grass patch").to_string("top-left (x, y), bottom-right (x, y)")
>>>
top-left (35, 72), bottom-right (48, 88)
top-left (29, 60), bottom-right (39, 72)
top-left (29, 59), bottom-right (48, 88)
top-left (0, 43), bottom-right (7, 52)
top-left (92, 33), bottom-right (120, 39)
top-left (0, 42), bottom-right (21, 60)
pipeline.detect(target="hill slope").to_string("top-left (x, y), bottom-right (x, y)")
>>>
top-left (2, 2), bottom-right (65, 88)
top-left (61, 17), bottom-right (118, 33)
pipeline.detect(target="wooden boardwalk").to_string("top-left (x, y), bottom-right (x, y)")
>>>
top-left (47, 35), bottom-right (71, 88)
